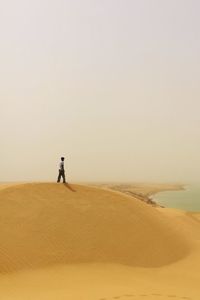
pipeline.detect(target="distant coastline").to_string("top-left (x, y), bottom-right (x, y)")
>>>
top-left (153, 184), bottom-right (200, 212)
top-left (91, 183), bottom-right (185, 208)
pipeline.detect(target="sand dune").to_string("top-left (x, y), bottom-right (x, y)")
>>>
top-left (0, 183), bottom-right (199, 299)
top-left (0, 183), bottom-right (190, 273)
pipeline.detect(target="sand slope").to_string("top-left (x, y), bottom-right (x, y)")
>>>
top-left (0, 183), bottom-right (200, 299)
top-left (0, 183), bottom-right (190, 273)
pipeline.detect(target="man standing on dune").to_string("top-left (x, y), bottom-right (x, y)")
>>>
top-left (57, 157), bottom-right (66, 183)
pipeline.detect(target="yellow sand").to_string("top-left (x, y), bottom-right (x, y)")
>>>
top-left (0, 183), bottom-right (199, 299)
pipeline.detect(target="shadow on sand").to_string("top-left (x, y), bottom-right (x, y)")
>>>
top-left (63, 183), bottom-right (76, 192)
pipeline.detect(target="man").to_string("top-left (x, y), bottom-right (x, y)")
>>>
top-left (57, 157), bottom-right (66, 183)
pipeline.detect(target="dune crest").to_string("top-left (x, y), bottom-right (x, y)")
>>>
top-left (0, 183), bottom-right (190, 273)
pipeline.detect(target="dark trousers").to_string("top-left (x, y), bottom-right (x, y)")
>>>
top-left (57, 169), bottom-right (66, 183)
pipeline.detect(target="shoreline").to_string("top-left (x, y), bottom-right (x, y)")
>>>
top-left (147, 184), bottom-right (186, 208)
top-left (91, 183), bottom-right (185, 208)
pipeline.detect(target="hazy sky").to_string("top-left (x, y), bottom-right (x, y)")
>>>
top-left (1, 0), bottom-right (200, 183)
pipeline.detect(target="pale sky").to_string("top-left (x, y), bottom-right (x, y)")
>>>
top-left (1, 0), bottom-right (200, 183)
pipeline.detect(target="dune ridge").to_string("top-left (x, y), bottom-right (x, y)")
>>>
top-left (0, 183), bottom-right (190, 273)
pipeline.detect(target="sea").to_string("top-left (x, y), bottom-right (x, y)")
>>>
top-left (154, 184), bottom-right (200, 212)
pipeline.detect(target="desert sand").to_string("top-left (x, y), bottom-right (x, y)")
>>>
top-left (0, 183), bottom-right (199, 299)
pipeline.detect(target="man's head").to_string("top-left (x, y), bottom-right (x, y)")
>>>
top-left (61, 157), bottom-right (65, 161)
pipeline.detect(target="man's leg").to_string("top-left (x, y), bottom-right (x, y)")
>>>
top-left (61, 170), bottom-right (66, 183)
top-left (57, 170), bottom-right (61, 182)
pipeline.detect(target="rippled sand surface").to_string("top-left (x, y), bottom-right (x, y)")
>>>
top-left (0, 183), bottom-right (199, 299)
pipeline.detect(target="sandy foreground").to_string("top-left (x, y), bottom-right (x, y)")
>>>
top-left (0, 183), bottom-right (199, 300)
